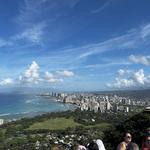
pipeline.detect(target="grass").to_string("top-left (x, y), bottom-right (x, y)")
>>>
top-left (28, 117), bottom-right (111, 131)
top-left (0, 129), bottom-right (6, 135)
top-left (28, 117), bottom-right (81, 130)
top-left (85, 122), bottom-right (112, 129)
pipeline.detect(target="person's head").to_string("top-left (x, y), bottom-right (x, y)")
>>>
top-left (87, 141), bottom-right (99, 150)
top-left (146, 128), bottom-right (150, 137)
top-left (145, 128), bottom-right (150, 142)
top-left (146, 127), bottom-right (150, 134)
top-left (145, 131), bottom-right (150, 146)
top-left (124, 133), bottom-right (132, 144)
top-left (127, 142), bottom-right (139, 150)
top-left (146, 135), bottom-right (150, 141)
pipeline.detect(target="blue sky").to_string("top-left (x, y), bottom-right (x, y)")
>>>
top-left (1, 0), bottom-right (150, 91)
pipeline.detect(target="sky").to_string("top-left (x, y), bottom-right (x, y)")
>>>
top-left (1, 0), bottom-right (150, 91)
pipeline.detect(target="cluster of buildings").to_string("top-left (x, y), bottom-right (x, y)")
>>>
top-left (49, 92), bottom-right (150, 113)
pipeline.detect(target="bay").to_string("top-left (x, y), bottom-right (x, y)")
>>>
top-left (0, 93), bottom-right (76, 119)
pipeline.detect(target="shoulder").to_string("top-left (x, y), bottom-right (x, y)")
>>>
top-left (117, 142), bottom-right (126, 150)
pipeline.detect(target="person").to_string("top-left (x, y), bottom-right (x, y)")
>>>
top-left (127, 142), bottom-right (139, 150)
top-left (87, 141), bottom-right (99, 150)
top-left (52, 146), bottom-right (62, 150)
top-left (117, 132), bottom-right (132, 150)
top-left (76, 145), bottom-right (86, 150)
top-left (96, 139), bottom-right (106, 150)
top-left (142, 128), bottom-right (150, 150)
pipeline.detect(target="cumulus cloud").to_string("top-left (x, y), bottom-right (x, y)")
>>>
top-left (108, 69), bottom-right (150, 89)
top-left (45, 71), bottom-right (63, 83)
top-left (118, 69), bottom-right (127, 76)
top-left (19, 62), bottom-right (74, 85)
top-left (0, 78), bottom-right (14, 86)
top-left (117, 69), bottom-right (132, 77)
top-left (0, 61), bottom-right (74, 87)
top-left (107, 78), bottom-right (134, 88)
top-left (56, 70), bottom-right (74, 77)
top-left (129, 55), bottom-right (149, 66)
top-left (118, 69), bottom-right (125, 76)
top-left (133, 69), bottom-right (145, 85)
top-left (44, 70), bottom-right (74, 84)
top-left (19, 61), bottom-right (41, 84)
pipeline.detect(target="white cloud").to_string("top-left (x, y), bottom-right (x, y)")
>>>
top-left (72, 23), bottom-right (150, 60)
top-left (14, 23), bottom-right (46, 44)
top-left (0, 38), bottom-right (12, 47)
top-left (0, 78), bottom-right (14, 86)
top-left (56, 70), bottom-right (74, 77)
top-left (133, 69), bottom-right (145, 85)
top-left (45, 71), bottom-right (63, 83)
top-left (77, 32), bottom-right (137, 59)
top-left (16, 0), bottom-right (79, 27)
top-left (141, 23), bottom-right (150, 38)
top-left (19, 62), bottom-right (73, 85)
top-left (91, 0), bottom-right (113, 14)
top-left (108, 69), bottom-right (150, 89)
top-left (0, 61), bottom-right (74, 87)
top-left (16, 0), bottom-right (48, 26)
top-left (117, 69), bottom-right (131, 76)
top-left (20, 61), bottom-right (41, 84)
top-left (129, 55), bottom-right (149, 66)
top-left (110, 78), bottom-right (134, 88)
top-left (45, 71), bottom-right (54, 79)
top-left (44, 70), bottom-right (74, 84)
top-left (84, 61), bottom-right (131, 70)
top-left (118, 69), bottom-right (126, 76)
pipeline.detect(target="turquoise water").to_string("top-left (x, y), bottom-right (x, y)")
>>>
top-left (0, 93), bottom-right (76, 119)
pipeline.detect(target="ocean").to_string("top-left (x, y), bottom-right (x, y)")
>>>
top-left (0, 93), bottom-right (76, 119)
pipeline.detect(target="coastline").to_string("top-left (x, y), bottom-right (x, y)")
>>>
top-left (0, 93), bottom-right (77, 122)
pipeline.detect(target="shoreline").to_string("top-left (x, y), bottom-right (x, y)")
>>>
top-left (0, 93), bottom-right (77, 122)
top-left (0, 102), bottom-right (77, 123)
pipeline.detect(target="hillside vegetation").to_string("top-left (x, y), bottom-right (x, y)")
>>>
top-left (0, 109), bottom-right (149, 149)
top-left (103, 111), bottom-right (150, 150)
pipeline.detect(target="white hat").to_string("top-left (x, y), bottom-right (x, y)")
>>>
top-left (96, 139), bottom-right (106, 150)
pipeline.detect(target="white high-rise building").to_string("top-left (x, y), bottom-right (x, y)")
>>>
top-left (0, 119), bottom-right (4, 125)
top-left (106, 100), bottom-right (111, 110)
top-left (126, 107), bottom-right (129, 113)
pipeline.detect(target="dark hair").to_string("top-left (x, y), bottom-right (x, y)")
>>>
top-left (87, 141), bottom-right (99, 150)
top-left (146, 127), bottom-right (150, 132)
top-left (123, 132), bottom-right (131, 137)
top-left (127, 142), bottom-right (139, 150)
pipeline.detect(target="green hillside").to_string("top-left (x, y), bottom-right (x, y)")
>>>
top-left (0, 110), bottom-right (149, 149)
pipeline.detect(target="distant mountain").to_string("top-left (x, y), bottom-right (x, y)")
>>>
top-left (93, 89), bottom-right (150, 101)
top-left (1, 88), bottom-right (150, 100)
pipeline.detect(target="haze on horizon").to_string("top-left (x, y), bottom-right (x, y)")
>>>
top-left (0, 0), bottom-right (150, 91)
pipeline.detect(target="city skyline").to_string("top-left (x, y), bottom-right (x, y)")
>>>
top-left (1, 0), bottom-right (150, 91)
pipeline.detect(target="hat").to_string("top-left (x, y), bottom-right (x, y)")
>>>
top-left (96, 139), bottom-right (106, 150)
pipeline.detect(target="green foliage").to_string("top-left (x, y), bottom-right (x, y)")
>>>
top-left (103, 111), bottom-right (150, 150)
top-left (0, 109), bottom-right (148, 149)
